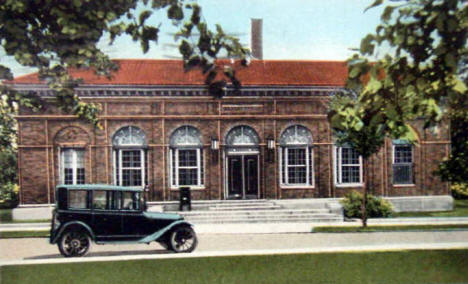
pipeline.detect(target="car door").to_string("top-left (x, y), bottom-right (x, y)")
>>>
top-left (121, 191), bottom-right (154, 239)
top-left (91, 190), bottom-right (123, 240)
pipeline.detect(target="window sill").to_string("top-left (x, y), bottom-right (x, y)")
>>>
top-left (335, 183), bottom-right (364, 188)
top-left (393, 184), bottom-right (416, 187)
top-left (280, 185), bottom-right (314, 190)
top-left (170, 186), bottom-right (205, 191)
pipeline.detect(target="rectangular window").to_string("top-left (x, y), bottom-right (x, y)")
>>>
top-left (170, 148), bottom-right (203, 188)
top-left (68, 190), bottom-right (88, 209)
top-left (61, 148), bottom-right (85, 185)
top-left (122, 192), bottom-right (141, 210)
top-left (393, 145), bottom-right (413, 184)
top-left (111, 191), bottom-right (122, 210)
top-left (92, 190), bottom-right (107, 210)
top-left (114, 149), bottom-right (146, 187)
top-left (279, 147), bottom-right (313, 186)
top-left (335, 146), bottom-right (362, 185)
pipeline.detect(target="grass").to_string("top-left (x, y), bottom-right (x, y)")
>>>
top-left (0, 209), bottom-right (13, 223)
top-left (313, 224), bottom-right (468, 233)
top-left (1, 249), bottom-right (467, 284)
top-left (394, 199), bottom-right (468, 217)
top-left (0, 230), bottom-right (49, 238)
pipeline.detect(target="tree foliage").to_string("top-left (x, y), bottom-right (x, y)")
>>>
top-left (0, 0), bottom-right (249, 126)
top-left (438, 57), bottom-right (468, 183)
top-left (328, 0), bottom-right (467, 226)
top-left (0, 0), bottom-right (249, 191)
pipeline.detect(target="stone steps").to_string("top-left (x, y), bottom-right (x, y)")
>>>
top-left (172, 208), bottom-right (332, 216)
top-left (208, 205), bottom-right (283, 211)
top-left (183, 216), bottom-right (343, 224)
top-left (164, 199), bottom-right (343, 224)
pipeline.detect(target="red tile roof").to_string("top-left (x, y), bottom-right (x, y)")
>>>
top-left (9, 59), bottom-right (348, 87)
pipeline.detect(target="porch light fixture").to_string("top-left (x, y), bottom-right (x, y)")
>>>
top-left (267, 137), bottom-right (275, 149)
top-left (211, 137), bottom-right (219, 150)
top-left (267, 137), bottom-right (275, 163)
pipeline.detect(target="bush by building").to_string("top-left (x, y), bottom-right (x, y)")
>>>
top-left (340, 190), bottom-right (394, 219)
top-left (451, 183), bottom-right (468, 200)
top-left (0, 183), bottom-right (19, 209)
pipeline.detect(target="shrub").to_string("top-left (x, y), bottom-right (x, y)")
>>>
top-left (451, 183), bottom-right (468, 200)
top-left (340, 190), bottom-right (394, 218)
top-left (0, 183), bottom-right (19, 209)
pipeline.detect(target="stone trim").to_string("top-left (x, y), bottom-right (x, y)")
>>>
top-left (16, 114), bottom-right (329, 120)
top-left (12, 85), bottom-right (344, 98)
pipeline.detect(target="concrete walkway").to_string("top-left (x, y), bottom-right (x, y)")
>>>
top-left (2, 217), bottom-right (468, 234)
top-left (1, 231), bottom-right (468, 266)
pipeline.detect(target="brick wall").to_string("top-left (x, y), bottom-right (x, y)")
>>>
top-left (16, 96), bottom-right (450, 204)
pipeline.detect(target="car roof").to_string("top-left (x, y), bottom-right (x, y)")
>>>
top-left (56, 184), bottom-right (143, 192)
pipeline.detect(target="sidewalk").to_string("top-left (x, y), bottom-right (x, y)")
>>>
top-left (2, 217), bottom-right (468, 234)
top-left (2, 241), bottom-right (468, 267)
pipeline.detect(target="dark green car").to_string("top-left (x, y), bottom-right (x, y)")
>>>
top-left (50, 184), bottom-right (197, 257)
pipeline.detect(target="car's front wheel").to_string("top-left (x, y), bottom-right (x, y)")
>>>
top-left (58, 230), bottom-right (91, 257)
top-left (168, 226), bottom-right (197, 253)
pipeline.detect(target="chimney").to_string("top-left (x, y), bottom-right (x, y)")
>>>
top-left (251, 18), bottom-right (263, 60)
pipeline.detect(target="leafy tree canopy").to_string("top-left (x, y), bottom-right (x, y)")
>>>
top-left (0, 0), bottom-right (249, 128)
top-left (330, 0), bottom-right (467, 149)
top-left (328, 0), bottom-right (467, 226)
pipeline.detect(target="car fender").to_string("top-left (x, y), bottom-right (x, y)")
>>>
top-left (138, 220), bottom-right (193, 243)
top-left (51, 221), bottom-right (96, 244)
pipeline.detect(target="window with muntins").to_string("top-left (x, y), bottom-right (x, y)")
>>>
top-left (335, 146), bottom-right (362, 185)
top-left (393, 140), bottom-right (413, 184)
top-left (61, 148), bottom-right (85, 185)
top-left (279, 125), bottom-right (314, 187)
top-left (169, 126), bottom-right (204, 188)
top-left (113, 126), bottom-right (147, 187)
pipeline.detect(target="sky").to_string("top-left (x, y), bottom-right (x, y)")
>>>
top-left (2, 0), bottom-right (385, 76)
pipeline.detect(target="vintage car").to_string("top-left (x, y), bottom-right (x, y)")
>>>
top-left (50, 184), bottom-right (197, 257)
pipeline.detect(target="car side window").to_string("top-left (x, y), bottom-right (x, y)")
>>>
top-left (122, 192), bottom-right (140, 211)
top-left (68, 190), bottom-right (88, 209)
top-left (92, 190), bottom-right (107, 210)
top-left (111, 191), bottom-right (122, 210)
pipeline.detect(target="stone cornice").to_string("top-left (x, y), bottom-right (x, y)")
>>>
top-left (10, 84), bottom-right (345, 98)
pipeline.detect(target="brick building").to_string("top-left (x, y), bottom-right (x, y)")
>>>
top-left (10, 59), bottom-right (450, 205)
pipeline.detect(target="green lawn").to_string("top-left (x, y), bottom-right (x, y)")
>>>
top-left (0, 230), bottom-right (49, 238)
top-left (313, 224), bottom-right (468, 233)
top-left (395, 199), bottom-right (468, 217)
top-left (1, 249), bottom-right (467, 284)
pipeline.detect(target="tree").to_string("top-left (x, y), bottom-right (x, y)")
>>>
top-left (0, 1), bottom-right (248, 197)
top-left (438, 57), bottom-right (468, 183)
top-left (328, 0), bottom-right (467, 226)
top-left (0, 0), bottom-right (249, 126)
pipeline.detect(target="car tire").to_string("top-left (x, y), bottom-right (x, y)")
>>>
top-left (168, 226), bottom-right (197, 253)
top-left (58, 230), bottom-right (91, 257)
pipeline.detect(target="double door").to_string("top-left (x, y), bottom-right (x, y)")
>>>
top-left (227, 155), bottom-right (259, 199)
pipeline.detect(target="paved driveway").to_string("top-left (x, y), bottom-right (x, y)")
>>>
top-left (2, 231), bottom-right (468, 262)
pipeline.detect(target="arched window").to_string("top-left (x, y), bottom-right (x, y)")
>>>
top-left (334, 143), bottom-right (363, 186)
top-left (112, 126), bottom-right (147, 187)
top-left (392, 139), bottom-right (414, 184)
top-left (225, 125), bottom-right (259, 153)
top-left (279, 125), bottom-right (314, 186)
top-left (169, 126), bottom-right (204, 188)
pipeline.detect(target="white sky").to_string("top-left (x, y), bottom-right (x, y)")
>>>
top-left (2, 0), bottom-right (385, 76)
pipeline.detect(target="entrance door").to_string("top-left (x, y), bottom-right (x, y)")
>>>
top-left (227, 155), bottom-right (258, 199)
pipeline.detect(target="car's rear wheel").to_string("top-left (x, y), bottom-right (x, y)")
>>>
top-left (58, 230), bottom-right (90, 257)
top-left (168, 226), bottom-right (197, 253)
